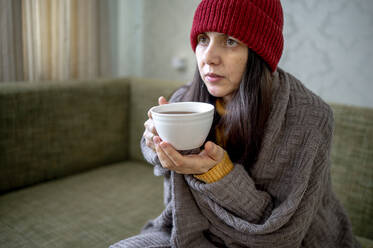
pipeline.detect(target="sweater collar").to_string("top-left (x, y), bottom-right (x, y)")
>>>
top-left (216, 98), bottom-right (226, 116)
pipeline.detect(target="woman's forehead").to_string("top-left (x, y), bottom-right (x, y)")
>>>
top-left (202, 32), bottom-right (241, 41)
top-left (203, 32), bottom-right (228, 37)
top-left (201, 32), bottom-right (244, 44)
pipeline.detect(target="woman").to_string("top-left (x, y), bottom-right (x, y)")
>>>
top-left (111, 0), bottom-right (360, 247)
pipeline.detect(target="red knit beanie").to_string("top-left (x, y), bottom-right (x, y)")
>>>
top-left (190, 0), bottom-right (284, 72)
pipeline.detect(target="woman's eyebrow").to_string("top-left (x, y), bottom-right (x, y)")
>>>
top-left (205, 32), bottom-right (228, 38)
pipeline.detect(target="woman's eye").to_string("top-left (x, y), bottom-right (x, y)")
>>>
top-left (227, 38), bottom-right (238, 47)
top-left (197, 34), bottom-right (209, 45)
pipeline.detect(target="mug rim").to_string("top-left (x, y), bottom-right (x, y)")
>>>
top-left (150, 102), bottom-right (214, 117)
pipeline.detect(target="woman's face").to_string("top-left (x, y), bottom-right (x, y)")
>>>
top-left (196, 32), bottom-right (248, 103)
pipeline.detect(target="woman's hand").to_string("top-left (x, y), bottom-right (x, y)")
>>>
top-left (153, 137), bottom-right (225, 175)
top-left (143, 96), bottom-right (169, 151)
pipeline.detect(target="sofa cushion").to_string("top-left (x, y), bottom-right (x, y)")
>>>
top-left (0, 79), bottom-right (130, 193)
top-left (357, 236), bottom-right (373, 248)
top-left (128, 77), bottom-right (184, 161)
top-left (0, 161), bottom-right (164, 248)
top-left (330, 103), bottom-right (373, 240)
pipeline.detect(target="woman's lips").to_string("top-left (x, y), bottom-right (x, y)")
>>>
top-left (205, 73), bottom-right (224, 82)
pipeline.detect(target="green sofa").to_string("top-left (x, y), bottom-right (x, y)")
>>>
top-left (0, 78), bottom-right (372, 248)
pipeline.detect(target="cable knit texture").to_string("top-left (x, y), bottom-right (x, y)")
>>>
top-left (110, 69), bottom-right (361, 248)
top-left (190, 0), bottom-right (284, 72)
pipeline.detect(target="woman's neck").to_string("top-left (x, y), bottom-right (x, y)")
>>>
top-left (222, 95), bottom-right (231, 105)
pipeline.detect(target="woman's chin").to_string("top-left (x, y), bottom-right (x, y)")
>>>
top-left (206, 88), bottom-right (233, 102)
top-left (206, 87), bottom-right (224, 98)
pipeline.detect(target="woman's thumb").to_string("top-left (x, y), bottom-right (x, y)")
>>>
top-left (158, 96), bottom-right (168, 105)
top-left (205, 141), bottom-right (224, 161)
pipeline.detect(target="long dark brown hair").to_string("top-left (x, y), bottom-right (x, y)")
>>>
top-left (180, 49), bottom-right (274, 170)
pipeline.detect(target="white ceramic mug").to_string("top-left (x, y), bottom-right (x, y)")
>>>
top-left (150, 102), bottom-right (215, 150)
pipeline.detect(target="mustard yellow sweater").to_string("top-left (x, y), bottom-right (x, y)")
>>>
top-left (194, 99), bottom-right (234, 183)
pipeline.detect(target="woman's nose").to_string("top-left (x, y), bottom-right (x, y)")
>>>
top-left (203, 42), bottom-right (221, 65)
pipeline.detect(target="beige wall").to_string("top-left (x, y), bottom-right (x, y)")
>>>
top-left (280, 0), bottom-right (373, 107)
top-left (142, 0), bottom-right (200, 83)
top-left (115, 0), bottom-right (373, 108)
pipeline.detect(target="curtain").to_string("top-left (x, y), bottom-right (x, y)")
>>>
top-left (0, 0), bottom-right (112, 82)
top-left (0, 0), bottom-right (24, 81)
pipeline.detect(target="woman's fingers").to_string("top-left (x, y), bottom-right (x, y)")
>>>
top-left (154, 138), bottom-right (175, 170)
top-left (204, 141), bottom-right (225, 162)
top-left (159, 142), bottom-right (184, 167)
top-left (144, 118), bottom-right (158, 151)
top-left (144, 130), bottom-right (154, 141)
top-left (144, 130), bottom-right (154, 145)
top-left (143, 130), bottom-right (154, 151)
top-left (144, 119), bottom-right (157, 135)
top-left (152, 137), bottom-right (221, 175)
top-left (145, 140), bottom-right (155, 151)
top-left (144, 96), bottom-right (168, 152)
top-left (158, 96), bottom-right (169, 105)
top-left (155, 140), bottom-right (213, 174)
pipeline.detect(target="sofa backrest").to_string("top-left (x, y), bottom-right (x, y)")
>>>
top-left (330, 103), bottom-right (373, 240)
top-left (0, 78), bottom-right (130, 193)
top-left (1, 76), bottom-right (371, 240)
top-left (128, 77), bottom-right (184, 161)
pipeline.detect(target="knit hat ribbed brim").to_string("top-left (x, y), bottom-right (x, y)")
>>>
top-left (190, 0), bottom-right (284, 72)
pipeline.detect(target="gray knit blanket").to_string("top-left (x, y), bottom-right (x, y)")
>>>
top-left (110, 69), bottom-right (361, 248)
